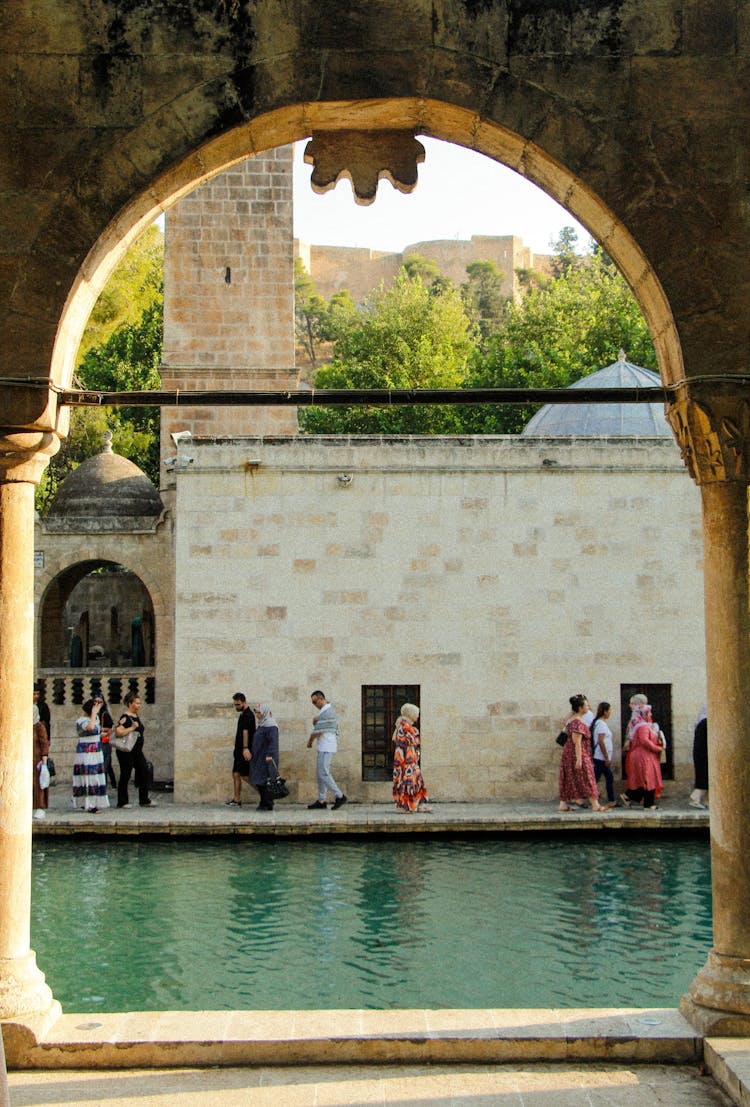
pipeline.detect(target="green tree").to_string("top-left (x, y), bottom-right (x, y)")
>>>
top-left (299, 271), bottom-right (475, 434)
top-left (77, 225), bottom-right (164, 364)
top-left (461, 260), bottom-right (508, 345)
top-left (294, 257), bottom-right (330, 373)
top-left (549, 225), bottom-right (580, 279)
top-left (461, 248), bottom-right (657, 433)
top-left (37, 297), bottom-right (163, 514)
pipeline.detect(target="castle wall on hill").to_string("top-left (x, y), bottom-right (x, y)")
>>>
top-left (295, 235), bottom-right (553, 303)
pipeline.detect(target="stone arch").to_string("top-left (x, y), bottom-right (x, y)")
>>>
top-left (51, 99), bottom-right (682, 400)
top-left (38, 558), bottom-right (159, 670)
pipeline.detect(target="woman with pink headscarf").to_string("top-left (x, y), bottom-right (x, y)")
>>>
top-left (620, 703), bottom-right (663, 809)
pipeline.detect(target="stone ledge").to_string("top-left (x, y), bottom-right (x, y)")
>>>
top-left (11, 1008), bottom-right (701, 1070)
top-left (705, 1038), bottom-right (750, 1105)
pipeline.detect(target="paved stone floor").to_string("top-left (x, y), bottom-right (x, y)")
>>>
top-left (4, 1061), bottom-right (736, 1106)
top-left (35, 785), bottom-right (710, 837)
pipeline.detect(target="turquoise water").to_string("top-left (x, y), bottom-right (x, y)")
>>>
top-left (31, 835), bottom-right (711, 1012)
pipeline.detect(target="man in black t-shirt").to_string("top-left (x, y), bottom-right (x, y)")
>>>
top-left (226, 692), bottom-right (255, 807)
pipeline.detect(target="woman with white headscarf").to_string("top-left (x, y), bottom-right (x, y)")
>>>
top-left (620, 703), bottom-right (663, 809)
top-left (250, 703), bottom-right (279, 811)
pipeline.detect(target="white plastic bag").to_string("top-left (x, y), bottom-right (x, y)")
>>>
top-left (38, 762), bottom-right (51, 789)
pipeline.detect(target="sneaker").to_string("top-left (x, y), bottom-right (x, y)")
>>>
top-left (619, 793), bottom-right (632, 808)
top-left (139, 799), bottom-right (157, 807)
top-left (224, 800), bottom-right (242, 807)
top-left (332, 794), bottom-right (348, 810)
top-left (689, 800), bottom-right (708, 809)
top-left (307, 800), bottom-right (327, 809)
top-left (33, 809), bottom-right (46, 821)
top-left (117, 803), bottom-right (133, 809)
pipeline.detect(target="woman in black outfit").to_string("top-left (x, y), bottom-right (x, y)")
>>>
top-left (115, 691), bottom-right (155, 808)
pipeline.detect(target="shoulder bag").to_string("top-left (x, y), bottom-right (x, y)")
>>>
top-left (110, 715), bottom-right (139, 754)
top-left (265, 758), bottom-right (290, 800)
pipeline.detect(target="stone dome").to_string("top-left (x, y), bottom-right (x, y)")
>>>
top-left (46, 432), bottom-right (163, 531)
top-left (521, 352), bottom-right (671, 437)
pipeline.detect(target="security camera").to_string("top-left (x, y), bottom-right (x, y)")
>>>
top-left (337, 473), bottom-right (352, 485)
top-left (163, 455), bottom-right (177, 466)
top-left (170, 430), bottom-right (192, 447)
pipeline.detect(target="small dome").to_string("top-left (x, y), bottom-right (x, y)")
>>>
top-left (521, 353), bottom-right (670, 437)
top-left (46, 432), bottom-right (163, 528)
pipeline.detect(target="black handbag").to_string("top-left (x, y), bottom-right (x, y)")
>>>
top-left (266, 758), bottom-right (290, 800)
top-left (555, 730), bottom-right (568, 747)
top-left (46, 756), bottom-right (56, 777)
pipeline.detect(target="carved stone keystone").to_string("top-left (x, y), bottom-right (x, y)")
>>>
top-left (303, 130), bottom-right (426, 205)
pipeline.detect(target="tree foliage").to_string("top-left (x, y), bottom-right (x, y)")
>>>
top-left (77, 225), bottom-right (164, 364)
top-left (460, 260), bottom-right (508, 345)
top-left (299, 269), bottom-right (475, 434)
top-left (37, 283), bottom-right (163, 515)
top-left (461, 235), bottom-right (657, 433)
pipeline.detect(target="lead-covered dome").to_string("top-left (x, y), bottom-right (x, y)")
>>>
top-left (45, 432), bottom-right (163, 531)
top-left (521, 352), bottom-right (670, 437)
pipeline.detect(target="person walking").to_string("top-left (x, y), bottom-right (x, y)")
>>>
top-left (114, 691), bottom-right (155, 809)
top-left (558, 694), bottom-right (613, 812)
top-left (620, 703), bottom-right (663, 809)
top-left (72, 696), bottom-right (110, 813)
top-left (392, 702), bottom-right (429, 813)
top-left (32, 698), bottom-right (50, 821)
top-left (591, 701), bottom-right (616, 805)
top-left (306, 690), bottom-right (347, 810)
top-left (690, 706), bottom-right (709, 809)
top-left (250, 703), bottom-right (279, 812)
top-left (225, 692), bottom-right (255, 807)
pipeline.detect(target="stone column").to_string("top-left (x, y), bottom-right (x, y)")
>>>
top-left (667, 390), bottom-right (750, 1034)
top-left (0, 432), bottom-right (61, 1057)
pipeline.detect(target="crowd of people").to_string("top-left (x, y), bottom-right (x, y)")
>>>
top-left (557, 690), bottom-right (709, 812)
top-left (31, 681), bottom-right (156, 818)
top-left (31, 681), bottom-right (709, 818)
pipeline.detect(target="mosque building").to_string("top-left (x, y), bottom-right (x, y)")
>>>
top-left (33, 151), bottom-right (705, 804)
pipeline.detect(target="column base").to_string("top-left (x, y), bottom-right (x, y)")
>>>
top-left (0, 951), bottom-right (57, 1022)
top-left (680, 950), bottom-right (750, 1035)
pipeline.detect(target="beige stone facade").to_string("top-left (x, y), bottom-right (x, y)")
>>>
top-left (170, 434), bottom-right (704, 805)
top-left (161, 147), bottom-right (299, 451)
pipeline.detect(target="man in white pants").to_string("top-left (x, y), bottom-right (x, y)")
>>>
top-left (307, 690), bottom-right (347, 810)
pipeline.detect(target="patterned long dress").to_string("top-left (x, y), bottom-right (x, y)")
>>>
top-left (558, 717), bottom-right (598, 803)
top-left (392, 720), bottom-right (429, 812)
top-left (72, 717), bottom-right (110, 811)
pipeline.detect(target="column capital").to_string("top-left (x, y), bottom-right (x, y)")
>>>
top-left (0, 430), bottom-right (60, 484)
top-left (666, 381), bottom-right (750, 484)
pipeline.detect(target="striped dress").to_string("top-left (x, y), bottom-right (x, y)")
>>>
top-left (72, 717), bottom-right (110, 811)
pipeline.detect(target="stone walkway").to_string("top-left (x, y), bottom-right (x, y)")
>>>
top-left (5, 1060), bottom-right (738, 1106)
top-left (35, 787), bottom-right (710, 837)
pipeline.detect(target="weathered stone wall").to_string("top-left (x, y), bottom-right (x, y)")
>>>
top-left (161, 146), bottom-right (298, 453)
top-left (33, 518), bottom-right (176, 780)
top-left (3, 0), bottom-right (749, 423)
top-left (171, 435), bottom-right (705, 805)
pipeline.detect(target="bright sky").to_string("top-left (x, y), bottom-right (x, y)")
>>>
top-left (292, 136), bottom-right (588, 257)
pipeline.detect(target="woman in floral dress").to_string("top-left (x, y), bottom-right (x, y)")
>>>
top-left (558, 693), bottom-right (612, 812)
top-left (392, 703), bottom-right (430, 813)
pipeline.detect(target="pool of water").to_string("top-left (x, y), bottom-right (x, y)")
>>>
top-left (31, 834), bottom-right (711, 1012)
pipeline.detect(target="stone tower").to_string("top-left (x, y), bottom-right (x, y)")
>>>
top-left (161, 145), bottom-right (298, 460)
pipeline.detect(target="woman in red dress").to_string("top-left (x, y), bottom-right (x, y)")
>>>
top-left (621, 703), bottom-right (663, 809)
top-left (559, 694), bottom-right (613, 812)
top-left (392, 703), bottom-right (430, 813)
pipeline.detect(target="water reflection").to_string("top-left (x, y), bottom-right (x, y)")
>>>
top-left (31, 835), bottom-right (711, 1012)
